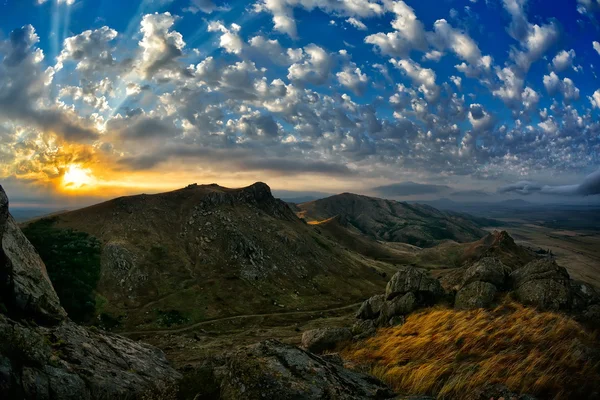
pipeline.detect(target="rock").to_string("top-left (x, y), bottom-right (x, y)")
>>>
top-left (571, 281), bottom-right (600, 311)
top-left (356, 294), bottom-right (385, 320)
top-left (511, 260), bottom-right (572, 310)
top-left (0, 186), bottom-right (66, 323)
top-left (301, 327), bottom-right (352, 354)
top-left (455, 281), bottom-right (497, 310)
top-left (581, 304), bottom-right (600, 328)
top-left (378, 292), bottom-right (417, 324)
top-left (352, 320), bottom-right (376, 339)
top-left (385, 266), bottom-right (444, 301)
top-left (462, 257), bottom-right (511, 289)
top-left (219, 339), bottom-right (396, 400)
top-left (0, 185), bottom-right (181, 399)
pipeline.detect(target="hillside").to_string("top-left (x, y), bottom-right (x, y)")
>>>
top-left (23, 183), bottom-right (396, 331)
top-left (297, 193), bottom-right (489, 247)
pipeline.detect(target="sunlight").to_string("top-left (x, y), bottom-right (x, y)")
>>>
top-left (62, 164), bottom-right (96, 190)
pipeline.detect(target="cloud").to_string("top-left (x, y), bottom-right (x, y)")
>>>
top-left (372, 181), bottom-right (451, 197)
top-left (552, 49), bottom-right (576, 72)
top-left (390, 58), bottom-right (439, 102)
top-left (185, 0), bottom-right (231, 14)
top-left (287, 44), bottom-right (333, 85)
top-left (139, 13), bottom-right (186, 78)
top-left (346, 18), bottom-right (367, 30)
top-left (208, 21), bottom-right (243, 54)
top-left (498, 169), bottom-right (600, 196)
top-left (543, 72), bottom-right (580, 101)
top-left (594, 41), bottom-right (600, 55)
top-left (337, 64), bottom-right (369, 95)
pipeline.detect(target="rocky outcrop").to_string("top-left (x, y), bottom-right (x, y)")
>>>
top-left (218, 339), bottom-right (396, 399)
top-left (510, 259), bottom-right (572, 310)
top-left (0, 185), bottom-right (180, 399)
top-left (385, 266), bottom-right (444, 301)
top-left (301, 327), bottom-right (353, 353)
top-left (356, 267), bottom-right (445, 329)
top-left (453, 258), bottom-right (509, 310)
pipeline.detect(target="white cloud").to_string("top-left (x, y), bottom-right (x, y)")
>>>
top-left (589, 89), bottom-right (600, 108)
top-left (139, 13), bottom-right (186, 78)
top-left (552, 49), bottom-right (575, 72)
top-left (37, 0), bottom-right (75, 5)
top-left (208, 21), bottom-right (243, 54)
top-left (346, 18), bottom-right (367, 30)
top-left (287, 44), bottom-right (333, 85)
top-left (337, 64), bottom-right (369, 95)
top-left (543, 72), bottom-right (580, 101)
top-left (593, 41), bottom-right (600, 55)
top-left (390, 58), bottom-right (439, 102)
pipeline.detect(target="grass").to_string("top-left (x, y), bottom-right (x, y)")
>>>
top-left (341, 299), bottom-right (600, 399)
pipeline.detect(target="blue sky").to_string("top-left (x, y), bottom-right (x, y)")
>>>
top-left (0, 0), bottom-right (599, 206)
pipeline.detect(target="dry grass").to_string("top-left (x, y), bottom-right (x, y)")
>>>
top-left (341, 300), bottom-right (600, 399)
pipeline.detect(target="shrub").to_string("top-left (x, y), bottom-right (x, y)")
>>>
top-left (22, 218), bottom-right (101, 323)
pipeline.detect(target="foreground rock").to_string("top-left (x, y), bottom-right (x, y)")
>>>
top-left (454, 258), bottom-right (509, 310)
top-left (0, 185), bottom-right (180, 399)
top-left (219, 339), bottom-right (396, 399)
top-left (455, 281), bottom-right (497, 310)
top-left (385, 266), bottom-right (444, 301)
top-left (511, 259), bottom-right (572, 310)
top-left (301, 327), bottom-right (353, 353)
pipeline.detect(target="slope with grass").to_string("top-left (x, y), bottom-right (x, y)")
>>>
top-left (297, 193), bottom-right (489, 247)
top-left (342, 300), bottom-right (600, 399)
top-left (25, 183), bottom-right (397, 332)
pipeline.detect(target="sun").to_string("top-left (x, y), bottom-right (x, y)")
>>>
top-left (62, 164), bottom-right (96, 190)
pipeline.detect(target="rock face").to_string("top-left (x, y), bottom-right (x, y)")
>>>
top-left (462, 257), bottom-right (511, 289)
top-left (511, 259), bottom-right (572, 310)
top-left (219, 339), bottom-right (396, 400)
top-left (301, 327), bottom-right (353, 353)
top-left (0, 185), bottom-right (180, 399)
top-left (455, 281), bottom-right (497, 310)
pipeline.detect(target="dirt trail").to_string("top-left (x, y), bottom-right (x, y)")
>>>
top-left (120, 302), bottom-right (362, 336)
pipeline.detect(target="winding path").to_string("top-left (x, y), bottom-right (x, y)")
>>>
top-left (120, 302), bottom-right (363, 336)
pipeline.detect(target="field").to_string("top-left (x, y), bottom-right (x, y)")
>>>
top-left (484, 221), bottom-right (600, 287)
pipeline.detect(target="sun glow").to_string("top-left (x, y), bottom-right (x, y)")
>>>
top-left (62, 164), bottom-right (96, 190)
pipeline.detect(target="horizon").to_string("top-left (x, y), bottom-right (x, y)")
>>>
top-left (1, 0), bottom-right (600, 207)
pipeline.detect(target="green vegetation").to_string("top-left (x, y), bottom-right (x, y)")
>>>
top-left (156, 309), bottom-right (189, 327)
top-left (22, 218), bottom-right (101, 323)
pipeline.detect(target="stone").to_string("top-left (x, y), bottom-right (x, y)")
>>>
top-left (510, 260), bottom-right (572, 310)
top-left (301, 327), bottom-right (353, 354)
top-left (571, 281), bottom-right (600, 311)
top-left (356, 294), bottom-right (385, 320)
top-left (219, 339), bottom-right (396, 400)
top-left (378, 292), bottom-right (417, 324)
top-left (352, 319), bottom-right (376, 339)
top-left (462, 257), bottom-right (511, 289)
top-left (455, 281), bottom-right (497, 310)
top-left (385, 266), bottom-right (444, 301)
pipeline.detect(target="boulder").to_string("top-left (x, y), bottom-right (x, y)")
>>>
top-left (301, 327), bottom-right (352, 353)
top-left (455, 281), bottom-right (497, 310)
top-left (571, 281), bottom-right (600, 311)
top-left (356, 294), bottom-right (385, 320)
top-left (219, 339), bottom-right (396, 400)
top-left (0, 187), bottom-right (66, 323)
top-left (385, 266), bottom-right (444, 301)
top-left (462, 257), bottom-right (511, 289)
top-left (352, 319), bottom-right (376, 339)
top-left (511, 260), bottom-right (572, 310)
top-left (378, 292), bottom-right (417, 325)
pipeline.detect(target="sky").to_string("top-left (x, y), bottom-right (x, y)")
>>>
top-left (0, 0), bottom-right (599, 208)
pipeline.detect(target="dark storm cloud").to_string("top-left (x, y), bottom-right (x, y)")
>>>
top-left (372, 181), bottom-right (451, 197)
top-left (498, 169), bottom-right (600, 196)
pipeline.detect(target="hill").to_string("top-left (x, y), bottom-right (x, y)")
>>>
top-left (22, 183), bottom-right (396, 331)
top-left (297, 193), bottom-right (489, 247)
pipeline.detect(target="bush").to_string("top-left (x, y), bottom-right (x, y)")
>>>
top-left (22, 218), bottom-right (101, 323)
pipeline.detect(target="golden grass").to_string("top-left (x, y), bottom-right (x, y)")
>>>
top-left (341, 300), bottom-right (600, 399)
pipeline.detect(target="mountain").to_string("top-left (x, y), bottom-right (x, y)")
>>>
top-left (22, 183), bottom-right (396, 331)
top-left (297, 193), bottom-right (489, 247)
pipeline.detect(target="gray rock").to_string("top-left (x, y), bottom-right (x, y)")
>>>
top-left (462, 257), bottom-right (511, 288)
top-left (385, 266), bottom-right (444, 301)
top-left (511, 260), bottom-right (572, 310)
top-left (219, 339), bottom-right (396, 400)
top-left (301, 327), bottom-right (353, 354)
top-left (455, 281), bottom-right (497, 310)
top-left (378, 292), bottom-right (417, 324)
top-left (571, 281), bottom-right (600, 311)
top-left (356, 294), bottom-right (385, 320)
top-left (0, 186), bottom-right (66, 323)
top-left (352, 319), bottom-right (376, 339)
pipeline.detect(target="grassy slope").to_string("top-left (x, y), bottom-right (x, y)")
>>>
top-left (342, 299), bottom-right (600, 399)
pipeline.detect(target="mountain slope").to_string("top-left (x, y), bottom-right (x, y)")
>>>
top-left (297, 193), bottom-right (488, 247)
top-left (26, 183), bottom-right (396, 331)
